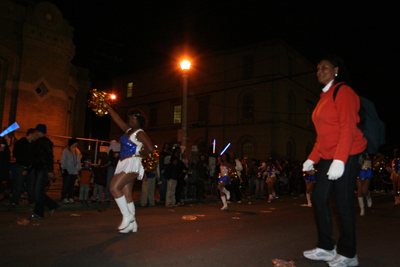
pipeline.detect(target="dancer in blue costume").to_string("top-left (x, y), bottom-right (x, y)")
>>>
top-left (357, 154), bottom-right (373, 215)
top-left (302, 170), bottom-right (316, 207)
top-left (217, 153), bottom-right (232, 210)
top-left (104, 102), bottom-right (154, 233)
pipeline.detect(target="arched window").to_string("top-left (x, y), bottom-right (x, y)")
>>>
top-left (242, 141), bottom-right (254, 159)
top-left (243, 93), bottom-right (254, 119)
top-left (306, 142), bottom-right (313, 159)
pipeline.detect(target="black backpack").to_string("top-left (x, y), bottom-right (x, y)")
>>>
top-left (333, 83), bottom-right (385, 154)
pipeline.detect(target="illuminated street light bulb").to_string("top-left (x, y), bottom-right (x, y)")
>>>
top-left (180, 60), bottom-right (191, 70)
top-left (110, 94), bottom-right (116, 100)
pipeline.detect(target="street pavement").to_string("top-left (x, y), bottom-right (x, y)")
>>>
top-left (1, 187), bottom-right (399, 267)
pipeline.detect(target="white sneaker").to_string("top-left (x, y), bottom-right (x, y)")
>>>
top-left (303, 247), bottom-right (337, 261)
top-left (68, 198), bottom-right (75, 204)
top-left (62, 198), bottom-right (69, 204)
top-left (328, 254), bottom-right (359, 267)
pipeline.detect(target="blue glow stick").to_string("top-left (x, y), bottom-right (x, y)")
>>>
top-left (213, 139), bottom-right (216, 154)
top-left (0, 122), bottom-right (20, 137)
top-left (220, 143), bottom-right (231, 155)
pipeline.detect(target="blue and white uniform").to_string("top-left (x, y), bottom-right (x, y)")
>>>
top-left (304, 170), bottom-right (316, 181)
top-left (218, 164), bottom-right (230, 184)
top-left (359, 159), bottom-right (373, 180)
top-left (114, 128), bottom-right (144, 180)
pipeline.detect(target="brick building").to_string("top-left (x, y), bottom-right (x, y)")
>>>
top-left (108, 39), bottom-right (321, 161)
top-left (0, 0), bottom-right (91, 160)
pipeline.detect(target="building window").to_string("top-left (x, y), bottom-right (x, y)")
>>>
top-left (242, 141), bottom-right (254, 159)
top-left (198, 100), bottom-right (209, 124)
top-left (287, 92), bottom-right (295, 122)
top-left (243, 55), bottom-right (254, 79)
top-left (174, 105), bottom-right (182, 124)
top-left (150, 107), bottom-right (158, 126)
top-left (243, 93), bottom-right (254, 119)
top-left (127, 82), bottom-right (133, 98)
top-left (36, 83), bottom-right (49, 97)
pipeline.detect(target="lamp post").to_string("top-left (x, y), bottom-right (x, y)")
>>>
top-left (180, 60), bottom-right (191, 148)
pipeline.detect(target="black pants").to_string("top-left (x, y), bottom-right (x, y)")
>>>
top-left (10, 163), bottom-right (36, 204)
top-left (34, 170), bottom-right (58, 217)
top-left (313, 154), bottom-right (360, 258)
top-left (62, 174), bottom-right (77, 199)
top-left (231, 179), bottom-right (242, 202)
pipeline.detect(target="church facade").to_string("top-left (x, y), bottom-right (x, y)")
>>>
top-left (0, 0), bottom-right (91, 159)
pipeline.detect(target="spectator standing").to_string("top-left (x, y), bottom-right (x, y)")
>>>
top-left (164, 156), bottom-right (185, 207)
top-left (255, 161), bottom-right (265, 199)
top-left (92, 159), bottom-right (107, 203)
top-left (60, 137), bottom-right (82, 204)
top-left (188, 145), bottom-right (199, 170)
top-left (195, 153), bottom-right (208, 203)
top-left (105, 140), bottom-right (120, 202)
top-left (390, 149), bottom-right (400, 205)
top-left (248, 159), bottom-right (257, 197)
top-left (140, 168), bottom-right (158, 207)
top-left (158, 143), bottom-right (171, 202)
top-left (79, 159), bottom-right (93, 205)
top-left (229, 152), bottom-right (243, 203)
top-left (9, 128), bottom-right (36, 209)
top-left (30, 124), bottom-right (58, 219)
top-left (0, 135), bottom-right (11, 189)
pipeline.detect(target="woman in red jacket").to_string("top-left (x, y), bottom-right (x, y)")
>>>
top-left (302, 55), bottom-right (367, 267)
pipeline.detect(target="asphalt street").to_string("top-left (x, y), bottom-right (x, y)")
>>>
top-left (1, 191), bottom-right (399, 267)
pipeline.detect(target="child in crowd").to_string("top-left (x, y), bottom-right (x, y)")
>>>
top-left (79, 159), bottom-right (94, 205)
top-left (92, 159), bottom-right (107, 203)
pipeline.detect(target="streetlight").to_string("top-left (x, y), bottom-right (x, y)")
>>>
top-left (110, 93), bottom-right (116, 107)
top-left (180, 60), bottom-right (191, 149)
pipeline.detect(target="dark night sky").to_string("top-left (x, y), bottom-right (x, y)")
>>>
top-left (43, 0), bottom-right (399, 152)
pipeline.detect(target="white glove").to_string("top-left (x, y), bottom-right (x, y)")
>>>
top-left (327, 160), bottom-right (345, 180)
top-left (302, 159), bottom-right (315, 172)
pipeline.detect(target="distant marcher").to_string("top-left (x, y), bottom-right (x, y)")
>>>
top-left (30, 124), bottom-right (58, 219)
top-left (301, 170), bottom-right (315, 207)
top-left (60, 137), bottom-right (82, 204)
top-left (9, 128), bottom-right (36, 209)
top-left (217, 153), bottom-right (232, 210)
top-left (357, 154), bottom-right (373, 215)
top-left (229, 152), bottom-right (243, 203)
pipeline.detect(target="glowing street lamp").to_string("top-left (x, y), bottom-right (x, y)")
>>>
top-left (180, 60), bottom-right (191, 148)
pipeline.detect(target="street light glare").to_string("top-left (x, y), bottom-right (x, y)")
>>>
top-left (110, 94), bottom-right (116, 100)
top-left (180, 60), bottom-right (191, 70)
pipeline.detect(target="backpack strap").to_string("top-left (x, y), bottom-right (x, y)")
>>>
top-left (333, 83), bottom-right (346, 101)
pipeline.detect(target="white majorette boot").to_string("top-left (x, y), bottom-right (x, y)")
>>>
top-left (120, 202), bottom-right (138, 233)
top-left (306, 193), bottom-right (312, 207)
top-left (366, 192), bottom-right (372, 207)
top-left (115, 195), bottom-right (134, 230)
top-left (222, 187), bottom-right (230, 201)
top-left (221, 195), bottom-right (228, 210)
top-left (358, 197), bottom-right (365, 216)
